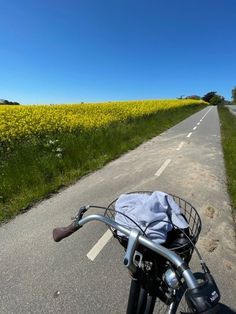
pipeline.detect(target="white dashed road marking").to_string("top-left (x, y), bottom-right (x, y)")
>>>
top-left (87, 107), bottom-right (214, 260)
top-left (114, 174), bottom-right (124, 180)
top-left (155, 159), bottom-right (171, 177)
top-left (87, 229), bottom-right (113, 261)
top-left (201, 107), bottom-right (213, 120)
top-left (176, 141), bottom-right (185, 151)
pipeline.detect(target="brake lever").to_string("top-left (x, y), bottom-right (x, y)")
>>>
top-left (72, 205), bottom-right (90, 226)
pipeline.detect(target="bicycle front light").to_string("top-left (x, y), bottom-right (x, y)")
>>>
top-left (163, 269), bottom-right (180, 289)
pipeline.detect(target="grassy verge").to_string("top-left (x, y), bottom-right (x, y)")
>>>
top-left (0, 104), bottom-right (205, 223)
top-left (218, 106), bottom-right (236, 219)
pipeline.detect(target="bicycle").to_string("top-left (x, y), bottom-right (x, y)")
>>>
top-left (53, 191), bottom-right (221, 313)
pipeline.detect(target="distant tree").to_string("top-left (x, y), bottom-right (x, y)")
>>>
top-left (232, 86), bottom-right (236, 105)
top-left (209, 95), bottom-right (224, 106)
top-left (201, 92), bottom-right (217, 103)
top-left (185, 95), bottom-right (201, 100)
top-left (224, 100), bottom-right (232, 106)
top-left (0, 99), bottom-right (20, 105)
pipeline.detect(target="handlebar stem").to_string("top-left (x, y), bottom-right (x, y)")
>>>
top-left (123, 229), bottom-right (140, 273)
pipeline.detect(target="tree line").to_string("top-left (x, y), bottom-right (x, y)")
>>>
top-left (179, 87), bottom-right (236, 106)
top-left (1, 87), bottom-right (236, 106)
top-left (0, 99), bottom-right (20, 105)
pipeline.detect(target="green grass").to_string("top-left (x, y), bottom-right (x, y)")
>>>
top-left (218, 106), bottom-right (236, 219)
top-left (0, 104), bottom-right (205, 223)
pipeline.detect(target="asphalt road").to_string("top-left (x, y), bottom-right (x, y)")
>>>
top-left (0, 106), bottom-right (236, 313)
top-left (226, 105), bottom-right (236, 116)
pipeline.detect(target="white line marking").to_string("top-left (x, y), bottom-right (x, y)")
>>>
top-left (87, 230), bottom-right (113, 261)
top-left (201, 107), bottom-right (213, 120)
top-left (155, 159), bottom-right (171, 177)
top-left (176, 141), bottom-right (185, 151)
top-left (197, 122), bottom-right (200, 125)
top-left (193, 126), bottom-right (197, 130)
top-left (114, 174), bottom-right (124, 180)
top-left (187, 132), bottom-right (192, 138)
top-left (132, 176), bottom-right (155, 190)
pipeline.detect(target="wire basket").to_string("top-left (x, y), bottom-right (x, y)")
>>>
top-left (105, 191), bottom-right (202, 261)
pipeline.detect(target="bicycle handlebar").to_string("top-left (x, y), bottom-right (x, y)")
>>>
top-left (53, 205), bottom-right (89, 242)
top-left (53, 205), bottom-right (221, 313)
top-left (53, 213), bottom-right (198, 289)
top-left (53, 222), bottom-right (79, 242)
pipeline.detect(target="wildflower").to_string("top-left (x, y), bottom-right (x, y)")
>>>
top-left (0, 100), bottom-right (206, 144)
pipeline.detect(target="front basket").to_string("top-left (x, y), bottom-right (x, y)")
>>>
top-left (104, 191), bottom-right (202, 259)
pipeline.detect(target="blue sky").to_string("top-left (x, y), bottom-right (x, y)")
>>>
top-left (0, 0), bottom-right (235, 104)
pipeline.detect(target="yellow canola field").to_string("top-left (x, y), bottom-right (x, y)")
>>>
top-left (0, 99), bottom-right (205, 143)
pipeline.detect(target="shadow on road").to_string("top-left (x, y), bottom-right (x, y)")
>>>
top-left (219, 303), bottom-right (236, 314)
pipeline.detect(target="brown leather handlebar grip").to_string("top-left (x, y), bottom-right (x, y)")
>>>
top-left (53, 222), bottom-right (79, 242)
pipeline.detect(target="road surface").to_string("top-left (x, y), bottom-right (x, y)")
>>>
top-left (226, 105), bottom-right (236, 116)
top-left (0, 106), bottom-right (235, 313)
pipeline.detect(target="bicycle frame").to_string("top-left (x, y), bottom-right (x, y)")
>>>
top-left (53, 209), bottom-right (221, 313)
top-left (127, 276), bottom-right (156, 314)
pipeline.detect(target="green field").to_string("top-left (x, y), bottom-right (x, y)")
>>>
top-left (218, 106), bottom-right (236, 219)
top-left (0, 101), bottom-right (206, 223)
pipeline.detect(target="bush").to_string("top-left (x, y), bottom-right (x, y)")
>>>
top-left (209, 95), bottom-right (224, 106)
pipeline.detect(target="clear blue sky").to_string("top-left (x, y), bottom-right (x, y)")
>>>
top-left (0, 0), bottom-right (235, 104)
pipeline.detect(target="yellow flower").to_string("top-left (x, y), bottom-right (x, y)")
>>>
top-left (0, 100), bottom-right (206, 144)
